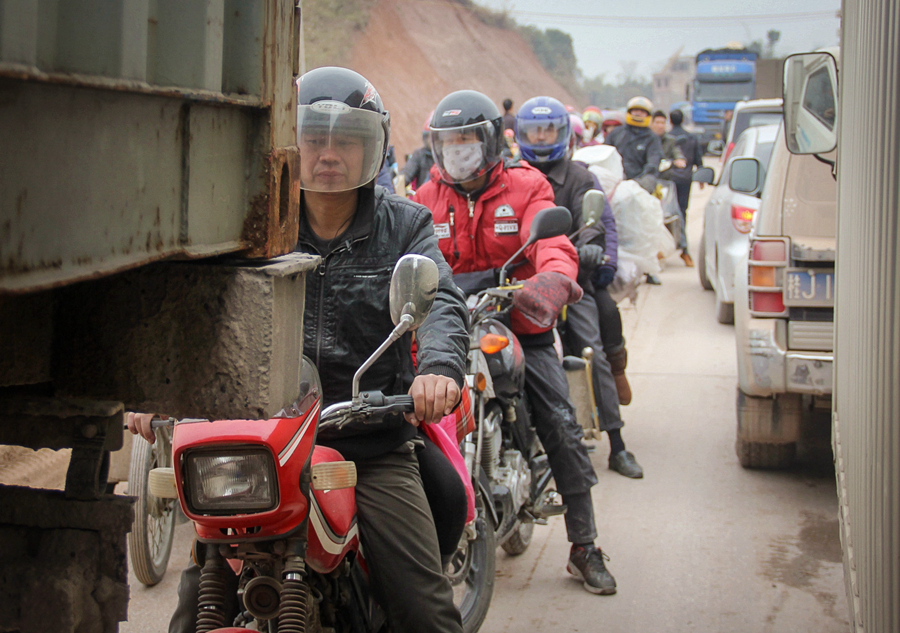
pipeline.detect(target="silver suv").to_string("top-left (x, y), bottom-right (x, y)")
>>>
top-left (731, 123), bottom-right (836, 468)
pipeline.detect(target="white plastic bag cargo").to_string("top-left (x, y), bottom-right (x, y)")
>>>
top-left (574, 145), bottom-right (624, 198)
top-left (607, 180), bottom-right (672, 275)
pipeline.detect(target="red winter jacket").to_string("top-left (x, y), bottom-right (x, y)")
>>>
top-left (413, 161), bottom-right (579, 335)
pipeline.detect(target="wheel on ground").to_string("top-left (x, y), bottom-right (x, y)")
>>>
top-left (501, 521), bottom-right (534, 556)
top-left (715, 296), bottom-right (734, 324)
top-left (698, 235), bottom-right (713, 290)
top-left (714, 251), bottom-right (734, 323)
top-left (128, 428), bottom-right (177, 586)
top-left (446, 489), bottom-right (496, 633)
top-left (735, 439), bottom-right (797, 469)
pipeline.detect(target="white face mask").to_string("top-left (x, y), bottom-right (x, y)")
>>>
top-left (442, 142), bottom-right (484, 182)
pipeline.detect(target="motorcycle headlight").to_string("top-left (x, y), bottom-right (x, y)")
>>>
top-left (184, 448), bottom-right (278, 515)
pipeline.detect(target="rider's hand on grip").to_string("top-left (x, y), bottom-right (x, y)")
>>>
top-left (126, 412), bottom-right (158, 444)
top-left (512, 271), bottom-right (583, 329)
top-left (407, 374), bottom-right (461, 427)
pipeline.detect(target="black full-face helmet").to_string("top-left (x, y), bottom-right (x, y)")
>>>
top-left (429, 90), bottom-right (503, 185)
top-left (296, 67), bottom-right (391, 192)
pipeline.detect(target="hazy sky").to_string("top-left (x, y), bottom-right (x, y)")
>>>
top-left (477, 0), bottom-right (841, 80)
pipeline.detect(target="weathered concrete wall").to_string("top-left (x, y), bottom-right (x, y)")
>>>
top-left (0, 486), bottom-right (134, 633)
top-left (53, 254), bottom-right (319, 420)
top-left (0, 292), bottom-right (54, 387)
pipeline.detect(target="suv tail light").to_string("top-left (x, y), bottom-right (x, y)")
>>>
top-left (731, 204), bottom-right (755, 233)
top-left (722, 142), bottom-right (736, 164)
top-left (748, 238), bottom-right (789, 316)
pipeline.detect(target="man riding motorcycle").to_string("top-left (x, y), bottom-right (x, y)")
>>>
top-left (604, 96), bottom-right (664, 190)
top-left (515, 96), bottom-right (644, 479)
top-left (128, 67), bottom-right (469, 633)
top-left (413, 90), bottom-right (618, 595)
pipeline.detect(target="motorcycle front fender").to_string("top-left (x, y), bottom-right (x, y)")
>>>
top-left (476, 468), bottom-right (499, 530)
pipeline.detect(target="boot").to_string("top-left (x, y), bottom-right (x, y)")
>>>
top-left (607, 348), bottom-right (632, 406)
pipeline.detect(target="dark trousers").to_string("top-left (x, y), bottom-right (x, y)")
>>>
top-left (521, 341), bottom-right (598, 544)
top-left (591, 286), bottom-right (625, 355)
top-left (561, 295), bottom-right (624, 433)
top-left (418, 432), bottom-right (468, 557)
top-left (169, 443), bottom-right (462, 633)
top-left (675, 182), bottom-right (691, 252)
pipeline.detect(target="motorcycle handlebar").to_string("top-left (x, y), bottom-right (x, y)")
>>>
top-left (319, 392), bottom-right (416, 435)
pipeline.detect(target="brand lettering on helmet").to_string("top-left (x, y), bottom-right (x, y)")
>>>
top-left (531, 106), bottom-right (552, 115)
top-left (361, 82), bottom-right (378, 108)
top-left (310, 100), bottom-right (351, 114)
top-left (443, 109), bottom-right (462, 117)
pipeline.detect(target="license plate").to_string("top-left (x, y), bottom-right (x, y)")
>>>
top-left (783, 268), bottom-right (835, 307)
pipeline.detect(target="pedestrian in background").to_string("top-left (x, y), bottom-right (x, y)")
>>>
top-left (667, 109), bottom-right (706, 266)
top-left (502, 98), bottom-right (516, 131)
top-left (651, 110), bottom-right (692, 266)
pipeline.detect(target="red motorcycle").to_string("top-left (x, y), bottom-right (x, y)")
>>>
top-left (149, 254), bottom-right (449, 633)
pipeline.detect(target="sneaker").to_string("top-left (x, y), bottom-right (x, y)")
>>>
top-left (681, 252), bottom-right (695, 267)
top-left (567, 545), bottom-right (617, 595)
top-left (609, 450), bottom-right (644, 479)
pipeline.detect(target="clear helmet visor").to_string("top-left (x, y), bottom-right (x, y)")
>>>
top-left (516, 118), bottom-right (564, 147)
top-left (297, 102), bottom-right (386, 192)
top-left (430, 120), bottom-right (500, 184)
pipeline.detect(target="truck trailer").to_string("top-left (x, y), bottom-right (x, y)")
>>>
top-left (0, 3), bottom-right (318, 631)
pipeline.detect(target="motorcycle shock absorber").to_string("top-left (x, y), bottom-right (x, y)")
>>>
top-left (279, 556), bottom-right (311, 633)
top-left (196, 544), bottom-right (229, 632)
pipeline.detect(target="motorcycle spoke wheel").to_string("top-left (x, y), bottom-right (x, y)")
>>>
top-left (448, 492), bottom-right (495, 633)
top-left (128, 429), bottom-right (176, 586)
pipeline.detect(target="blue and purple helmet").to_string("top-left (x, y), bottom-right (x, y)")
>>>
top-left (515, 96), bottom-right (571, 163)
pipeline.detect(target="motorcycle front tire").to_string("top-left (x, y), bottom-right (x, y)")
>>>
top-left (448, 488), bottom-right (496, 633)
top-left (128, 429), bottom-right (176, 586)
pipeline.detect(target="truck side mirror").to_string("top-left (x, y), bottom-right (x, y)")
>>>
top-left (782, 51), bottom-right (838, 155)
top-left (729, 157), bottom-right (762, 194)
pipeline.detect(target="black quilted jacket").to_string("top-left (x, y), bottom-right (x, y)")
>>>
top-left (296, 186), bottom-right (468, 460)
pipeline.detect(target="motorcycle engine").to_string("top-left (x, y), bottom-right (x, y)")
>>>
top-left (496, 449), bottom-right (531, 511)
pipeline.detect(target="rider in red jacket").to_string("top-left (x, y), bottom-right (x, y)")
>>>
top-left (414, 147), bottom-right (580, 335)
top-left (414, 90), bottom-right (618, 596)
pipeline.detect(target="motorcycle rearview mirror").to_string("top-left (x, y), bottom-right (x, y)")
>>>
top-left (568, 190), bottom-right (606, 242)
top-left (498, 206), bottom-right (572, 283)
top-left (390, 254), bottom-right (439, 331)
top-left (581, 190), bottom-right (605, 228)
top-left (353, 255), bottom-right (439, 398)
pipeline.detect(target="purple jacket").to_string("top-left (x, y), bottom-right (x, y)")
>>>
top-left (583, 167), bottom-right (619, 271)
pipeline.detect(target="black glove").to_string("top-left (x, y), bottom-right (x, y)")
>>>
top-left (453, 269), bottom-right (500, 295)
top-left (592, 264), bottom-right (617, 289)
top-left (577, 244), bottom-right (605, 273)
top-left (512, 272), bottom-right (583, 329)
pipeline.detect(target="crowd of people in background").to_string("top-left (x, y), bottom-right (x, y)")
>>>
top-left (370, 89), bottom-right (709, 602)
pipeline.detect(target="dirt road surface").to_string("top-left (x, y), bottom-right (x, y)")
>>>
top-left (10, 174), bottom-right (843, 632)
